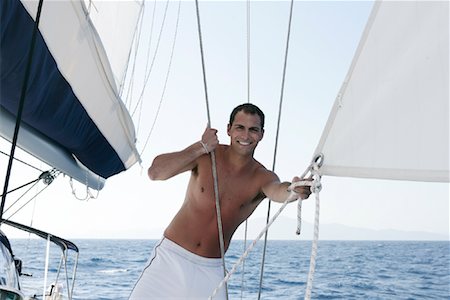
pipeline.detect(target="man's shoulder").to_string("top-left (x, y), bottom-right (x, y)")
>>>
top-left (252, 157), bottom-right (269, 170)
top-left (253, 160), bottom-right (277, 179)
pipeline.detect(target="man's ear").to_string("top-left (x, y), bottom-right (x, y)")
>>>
top-left (227, 124), bottom-right (231, 136)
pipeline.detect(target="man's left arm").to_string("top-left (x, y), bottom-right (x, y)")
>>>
top-left (262, 174), bottom-right (311, 203)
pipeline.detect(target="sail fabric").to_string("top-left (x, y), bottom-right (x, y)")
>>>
top-left (314, 1), bottom-right (449, 182)
top-left (0, 0), bottom-right (142, 188)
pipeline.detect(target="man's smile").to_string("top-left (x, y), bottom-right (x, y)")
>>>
top-left (237, 140), bottom-right (251, 146)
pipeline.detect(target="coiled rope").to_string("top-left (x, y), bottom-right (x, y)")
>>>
top-left (194, 1), bottom-right (228, 298)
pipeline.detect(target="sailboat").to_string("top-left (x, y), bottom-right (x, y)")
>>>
top-left (1, 0), bottom-right (143, 298)
top-left (0, 0), bottom-right (448, 299)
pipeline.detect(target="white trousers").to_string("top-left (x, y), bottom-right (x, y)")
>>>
top-left (129, 237), bottom-right (227, 300)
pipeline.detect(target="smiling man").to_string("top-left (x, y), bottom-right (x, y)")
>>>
top-left (129, 103), bottom-right (311, 299)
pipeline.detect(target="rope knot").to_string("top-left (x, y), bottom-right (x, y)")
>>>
top-left (311, 180), bottom-right (322, 193)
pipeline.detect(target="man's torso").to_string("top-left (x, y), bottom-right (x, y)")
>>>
top-left (164, 145), bottom-right (272, 257)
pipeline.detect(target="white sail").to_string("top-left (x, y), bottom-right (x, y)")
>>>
top-left (314, 1), bottom-right (449, 182)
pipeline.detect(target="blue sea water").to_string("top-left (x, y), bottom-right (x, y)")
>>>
top-left (8, 239), bottom-right (450, 299)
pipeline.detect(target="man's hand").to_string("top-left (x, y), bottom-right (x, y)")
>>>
top-left (200, 127), bottom-right (219, 153)
top-left (291, 176), bottom-right (312, 200)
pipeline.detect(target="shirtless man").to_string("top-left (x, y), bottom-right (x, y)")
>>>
top-left (129, 103), bottom-right (311, 299)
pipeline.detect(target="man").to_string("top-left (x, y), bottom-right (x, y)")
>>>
top-left (129, 103), bottom-right (311, 299)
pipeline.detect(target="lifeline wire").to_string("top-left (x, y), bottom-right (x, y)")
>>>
top-left (194, 1), bottom-right (228, 298)
top-left (258, 0), bottom-right (295, 298)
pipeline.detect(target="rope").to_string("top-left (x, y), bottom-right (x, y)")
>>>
top-left (194, 1), bottom-right (228, 298)
top-left (297, 153), bottom-right (323, 235)
top-left (0, 178), bottom-right (40, 198)
top-left (3, 181), bottom-right (40, 216)
top-left (241, 0), bottom-right (252, 297)
top-left (209, 179), bottom-right (317, 299)
top-left (4, 176), bottom-right (55, 221)
top-left (304, 163), bottom-right (322, 300)
top-left (246, 0), bottom-right (251, 103)
top-left (258, 0), bottom-right (295, 298)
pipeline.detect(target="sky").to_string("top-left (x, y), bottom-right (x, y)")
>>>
top-left (1, 0), bottom-right (448, 241)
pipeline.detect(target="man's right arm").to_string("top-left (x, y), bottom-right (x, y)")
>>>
top-left (148, 128), bottom-right (218, 180)
top-left (147, 142), bottom-right (206, 180)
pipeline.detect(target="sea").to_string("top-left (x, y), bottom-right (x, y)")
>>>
top-left (8, 239), bottom-right (450, 300)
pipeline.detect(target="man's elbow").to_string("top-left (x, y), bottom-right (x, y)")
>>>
top-left (148, 166), bottom-right (163, 180)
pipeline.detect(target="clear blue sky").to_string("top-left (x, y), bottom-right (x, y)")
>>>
top-left (1, 0), bottom-right (448, 240)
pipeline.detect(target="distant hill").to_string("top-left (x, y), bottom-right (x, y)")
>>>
top-left (233, 216), bottom-right (449, 241)
top-left (80, 216), bottom-right (448, 240)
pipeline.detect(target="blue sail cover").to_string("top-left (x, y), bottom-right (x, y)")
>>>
top-left (0, 0), bottom-right (141, 188)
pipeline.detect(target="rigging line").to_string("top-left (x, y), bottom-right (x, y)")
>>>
top-left (247, 0), bottom-right (251, 103)
top-left (4, 179), bottom-right (53, 221)
top-left (0, 150), bottom-right (44, 172)
top-left (129, 19), bottom-right (145, 131)
top-left (131, 0), bottom-right (171, 118)
top-left (0, 0), bottom-right (45, 221)
top-left (143, 0), bottom-right (158, 89)
top-left (194, 1), bottom-right (228, 299)
top-left (2, 181), bottom-right (40, 215)
top-left (123, 4), bottom-right (146, 110)
top-left (0, 178), bottom-right (40, 198)
top-left (241, 0), bottom-right (251, 298)
top-left (304, 165), bottom-right (321, 300)
top-left (134, 0), bottom-right (158, 135)
top-left (3, 170), bottom-right (59, 215)
top-left (140, 0), bottom-right (182, 156)
top-left (120, 0), bottom-right (146, 102)
top-left (258, 0), bottom-right (295, 298)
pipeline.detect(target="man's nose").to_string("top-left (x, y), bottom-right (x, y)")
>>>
top-left (241, 129), bottom-right (250, 139)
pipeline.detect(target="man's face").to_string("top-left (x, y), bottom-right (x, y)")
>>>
top-left (227, 111), bottom-right (264, 155)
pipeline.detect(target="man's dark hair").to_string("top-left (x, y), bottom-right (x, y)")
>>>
top-left (229, 103), bottom-right (265, 130)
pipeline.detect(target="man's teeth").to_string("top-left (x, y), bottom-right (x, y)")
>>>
top-left (239, 141), bottom-right (250, 146)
